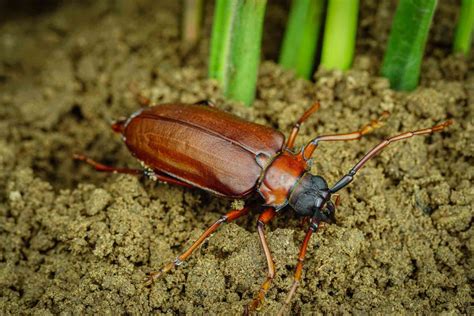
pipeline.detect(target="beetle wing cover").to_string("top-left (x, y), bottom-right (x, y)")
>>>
top-left (123, 104), bottom-right (285, 198)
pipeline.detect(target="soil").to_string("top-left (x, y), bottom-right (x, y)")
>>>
top-left (0, 1), bottom-right (472, 315)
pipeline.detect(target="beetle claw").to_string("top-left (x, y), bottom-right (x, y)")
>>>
top-left (143, 271), bottom-right (162, 286)
top-left (143, 260), bottom-right (178, 286)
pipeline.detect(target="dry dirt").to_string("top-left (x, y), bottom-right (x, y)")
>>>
top-left (0, 1), bottom-right (472, 315)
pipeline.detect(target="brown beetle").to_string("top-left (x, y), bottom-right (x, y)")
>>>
top-left (75, 100), bottom-right (452, 313)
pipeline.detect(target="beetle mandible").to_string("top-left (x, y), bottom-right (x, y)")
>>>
top-left (75, 98), bottom-right (452, 313)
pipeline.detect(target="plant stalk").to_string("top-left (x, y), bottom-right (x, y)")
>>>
top-left (279, 0), bottom-right (325, 79)
top-left (381, 0), bottom-right (437, 91)
top-left (320, 0), bottom-right (359, 70)
top-left (453, 0), bottom-right (474, 55)
top-left (209, 0), bottom-right (236, 83)
top-left (209, 0), bottom-right (267, 106)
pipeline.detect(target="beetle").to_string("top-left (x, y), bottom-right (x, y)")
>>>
top-left (75, 99), bottom-right (452, 313)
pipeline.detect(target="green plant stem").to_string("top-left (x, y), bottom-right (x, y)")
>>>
top-left (320, 0), bottom-right (359, 70)
top-left (453, 0), bottom-right (474, 55)
top-left (182, 0), bottom-right (204, 45)
top-left (381, 0), bottom-right (437, 91)
top-left (279, 0), bottom-right (325, 79)
top-left (209, 0), bottom-right (267, 106)
top-left (209, 0), bottom-right (236, 84)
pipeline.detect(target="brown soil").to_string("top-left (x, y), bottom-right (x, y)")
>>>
top-left (0, 1), bottom-right (472, 315)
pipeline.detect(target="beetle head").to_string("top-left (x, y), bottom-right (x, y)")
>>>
top-left (288, 173), bottom-right (336, 223)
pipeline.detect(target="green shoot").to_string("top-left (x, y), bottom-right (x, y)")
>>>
top-left (453, 0), bottom-right (474, 55)
top-left (320, 0), bottom-right (359, 70)
top-left (381, 0), bottom-right (437, 91)
top-left (209, 0), bottom-right (267, 106)
top-left (209, 0), bottom-right (236, 84)
top-left (279, 0), bottom-right (325, 79)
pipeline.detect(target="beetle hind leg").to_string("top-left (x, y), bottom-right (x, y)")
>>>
top-left (73, 154), bottom-right (142, 175)
top-left (144, 206), bottom-right (251, 286)
top-left (74, 154), bottom-right (193, 188)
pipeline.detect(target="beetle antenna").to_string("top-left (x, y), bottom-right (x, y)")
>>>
top-left (329, 120), bottom-right (453, 193)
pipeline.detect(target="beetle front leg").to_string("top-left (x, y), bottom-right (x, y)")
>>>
top-left (302, 111), bottom-right (389, 159)
top-left (247, 207), bottom-right (277, 312)
top-left (144, 206), bottom-right (251, 286)
top-left (285, 102), bottom-right (320, 150)
top-left (278, 220), bottom-right (320, 316)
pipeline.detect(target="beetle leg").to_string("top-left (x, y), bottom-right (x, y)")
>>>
top-left (73, 154), bottom-right (193, 188)
top-left (285, 102), bottom-right (320, 149)
top-left (329, 119), bottom-right (454, 193)
top-left (145, 169), bottom-right (195, 188)
top-left (73, 154), bottom-right (142, 175)
top-left (302, 111), bottom-right (389, 159)
top-left (278, 220), bottom-right (320, 316)
top-left (144, 206), bottom-right (251, 286)
top-left (247, 207), bottom-right (277, 311)
top-left (299, 216), bottom-right (310, 228)
top-left (332, 193), bottom-right (341, 208)
top-left (193, 99), bottom-right (215, 107)
top-left (128, 82), bottom-right (152, 107)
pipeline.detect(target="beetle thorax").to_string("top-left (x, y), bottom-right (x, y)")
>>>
top-left (257, 151), bottom-right (309, 209)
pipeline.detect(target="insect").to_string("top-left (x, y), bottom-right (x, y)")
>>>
top-left (75, 99), bottom-right (452, 313)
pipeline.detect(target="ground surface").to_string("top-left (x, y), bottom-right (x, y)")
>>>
top-left (0, 1), bottom-right (472, 315)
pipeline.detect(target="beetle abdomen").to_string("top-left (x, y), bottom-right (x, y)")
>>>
top-left (122, 104), bottom-right (285, 198)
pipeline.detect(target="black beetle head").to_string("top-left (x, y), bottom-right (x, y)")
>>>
top-left (288, 173), bottom-right (336, 223)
